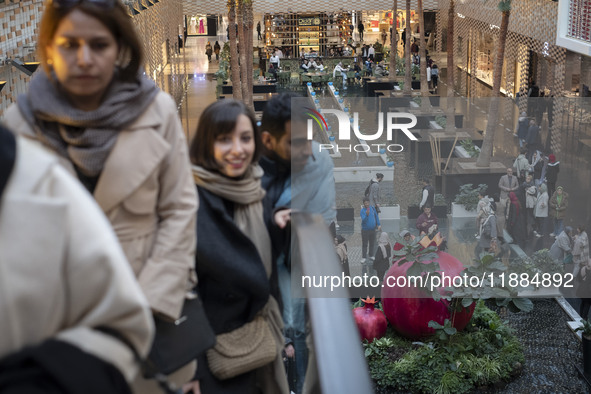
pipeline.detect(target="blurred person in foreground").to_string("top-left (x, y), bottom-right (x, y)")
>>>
top-left (0, 125), bottom-right (153, 393)
top-left (2, 0), bottom-right (198, 390)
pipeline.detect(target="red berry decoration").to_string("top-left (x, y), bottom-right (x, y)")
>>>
top-left (353, 297), bottom-right (388, 343)
top-left (381, 251), bottom-right (475, 340)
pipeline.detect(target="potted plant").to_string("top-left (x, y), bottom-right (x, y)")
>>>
top-left (575, 319), bottom-right (591, 376)
top-left (455, 139), bottom-right (481, 158)
top-left (452, 184), bottom-right (487, 218)
top-left (380, 195), bottom-right (400, 220)
top-left (385, 153), bottom-right (394, 167)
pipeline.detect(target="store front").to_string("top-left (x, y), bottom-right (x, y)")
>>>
top-left (185, 14), bottom-right (217, 36)
top-left (264, 12), bottom-right (353, 58)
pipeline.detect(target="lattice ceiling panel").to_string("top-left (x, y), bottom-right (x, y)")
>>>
top-left (183, 0), bottom-right (440, 16)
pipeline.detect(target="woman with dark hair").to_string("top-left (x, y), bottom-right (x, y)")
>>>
top-left (214, 41), bottom-right (221, 61)
top-left (507, 191), bottom-right (526, 246)
top-left (187, 99), bottom-right (290, 394)
top-left (3, 0), bottom-right (197, 391)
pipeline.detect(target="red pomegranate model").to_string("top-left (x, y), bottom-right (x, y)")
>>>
top-left (353, 297), bottom-right (388, 343)
top-left (381, 250), bottom-right (475, 339)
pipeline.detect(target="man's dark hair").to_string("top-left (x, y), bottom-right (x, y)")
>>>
top-left (376, 173), bottom-right (384, 180)
top-left (261, 93), bottom-right (301, 138)
top-left (423, 177), bottom-right (430, 184)
top-left (363, 197), bottom-right (370, 203)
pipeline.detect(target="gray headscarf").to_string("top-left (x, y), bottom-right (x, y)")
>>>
top-left (17, 70), bottom-right (158, 177)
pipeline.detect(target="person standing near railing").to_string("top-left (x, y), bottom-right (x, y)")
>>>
top-left (0, 126), bottom-right (153, 393)
top-left (2, 0), bottom-right (198, 391)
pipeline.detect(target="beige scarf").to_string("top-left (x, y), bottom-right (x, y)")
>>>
top-left (192, 164), bottom-right (272, 276)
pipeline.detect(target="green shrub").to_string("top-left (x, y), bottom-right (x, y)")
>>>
top-left (364, 301), bottom-right (524, 393)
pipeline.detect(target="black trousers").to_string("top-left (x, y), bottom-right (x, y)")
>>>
top-left (361, 229), bottom-right (376, 259)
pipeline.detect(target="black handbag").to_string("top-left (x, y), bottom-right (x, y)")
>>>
top-left (143, 292), bottom-right (216, 378)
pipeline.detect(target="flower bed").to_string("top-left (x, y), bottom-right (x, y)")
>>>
top-left (363, 300), bottom-right (524, 394)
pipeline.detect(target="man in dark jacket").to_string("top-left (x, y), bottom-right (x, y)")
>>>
top-left (358, 21), bottom-right (364, 41)
top-left (546, 153), bottom-right (560, 198)
top-left (259, 93), bottom-right (336, 394)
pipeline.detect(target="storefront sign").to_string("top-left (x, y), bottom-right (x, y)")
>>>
top-left (299, 17), bottom-right (320, 26)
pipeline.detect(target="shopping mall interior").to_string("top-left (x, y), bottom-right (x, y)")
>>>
top-left (2, 0), bottom-right (591, 392)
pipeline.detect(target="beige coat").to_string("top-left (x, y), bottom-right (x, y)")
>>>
top-left (0, 136), bottom-right (154, 382)
top-left (4, 91), bottom-right (197, 320)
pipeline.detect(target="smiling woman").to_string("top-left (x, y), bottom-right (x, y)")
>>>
top-left (188, 99), bottom-right (290, 394)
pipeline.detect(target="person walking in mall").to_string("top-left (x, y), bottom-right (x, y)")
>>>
top-left (368, 172), bottom-right (384, 213)
top-left (476, 204), bottom-right (498, 256)
top-left (333, 61), bottom-right (349, 89)
top-left (550, 226), bottom-right (573, 264)
top-left (525, 119), bottom-right (541, 161)
top-left (361, 197), bottom-right (381, 268)
top-left (522, 174), bottom-right (537, 239)
top-left (3, 1), bottom-right (198, 390)
top-left (513, 148), bottom-right (530, 184)
top-left (368, 44), bottom-right (375, 61)
top-left (549, 186), bottom-right (568, 237)
top-left (546, 153), bottom-right (560, 198)
top-left (0, 126), bottom-right (153, 393)
top-left (214, 40), bottom-right (221, 61)
top-left (573, 225), bottom-right (589, 278)
top-left (533, 183), bottom-right (549, 237)
top-left (419, 177), bottom-right (435, 211)
top-left (335, 235), bottom-right (350, 276)
top-left (498, 168), bottom-right (519, 229)
top-left (431, 63), bottom-right (439, 91)
top-left (507, 191), bottom-right (526, 246)
top-left (358, 20), bottom-right (364, 41)
top-left (257, 21), bottom-right (262, 40)
top-left (205, 41), bottom-right (213, 62)
top-left (576, 258), bottom-right (591, 320)
top-left (188, 99), bottom-right (290, 394)
top-left (374, 232), bottom-right (392, 281)
top-left (270, 51), bottom-right (280, 70)
top-left (515, 112), bottom-right (529, 149)
top-left (258, 93), bottom-right (336, 394)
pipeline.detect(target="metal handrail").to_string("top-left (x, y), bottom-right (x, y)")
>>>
top-left (291, 212), bottom-right (373, 394)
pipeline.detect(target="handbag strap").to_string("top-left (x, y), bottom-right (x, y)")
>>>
top-left (96, 326), bottom-right (182, 394)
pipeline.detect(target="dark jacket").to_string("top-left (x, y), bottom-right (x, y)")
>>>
top-left (0, 126), bottom-right (16, 200)
top-left (374, 243), bottom-right (391, 280)
top-left (195, 186), bottom-right (278, 335)
top-left (526, 124), bottom-right (540, 146)
top-left (0, 339), bottom-right (131, 394)
top-left (507, 202), bottom-right (526, 244)
top-left (517, 117), bottom-right (529, 140)
top-left (546, 161), bottom-right (560, 183)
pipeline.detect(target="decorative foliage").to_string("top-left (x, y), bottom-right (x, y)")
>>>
top-left (434, 193), bottom-right (447, 207)
top-left (511, 249), bottom-right (564, 281)
top-left (454, 184), bottom-right (488, 211)
top-left (435, 115), bottom-right (447, 128)
top-left (452, 253), bottom-right (534, 313)
top-left (364, 301), bottom-right (524, 394)
top-left (459, 139), bottom-right (480, 158)
top-left (575, 319), bottom-right (591, 339)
